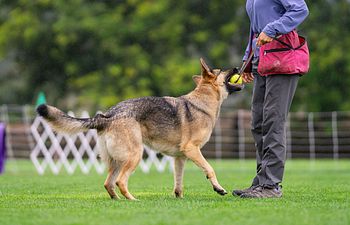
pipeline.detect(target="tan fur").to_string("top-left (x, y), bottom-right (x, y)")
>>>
top-left (43, 106), bottom-right (91, 134)
top-left (39, 58), bottom-right (233, 200)
top-left (99, 59), bottom-right (229, 200)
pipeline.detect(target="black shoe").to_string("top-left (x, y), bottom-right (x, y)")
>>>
top-left (232, 185), bottom-right (257, 196)
top-left (240, 185), bottom-right (282, 198)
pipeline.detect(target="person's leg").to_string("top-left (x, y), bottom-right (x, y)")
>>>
top-left (232, 61), bottom-right (265, 196)
top-left (256, 74), bottom-right (299, 186)
top-left (250, 69), bottom-right (266, 186)
top-left (241, 74), bottom-right (299, 198)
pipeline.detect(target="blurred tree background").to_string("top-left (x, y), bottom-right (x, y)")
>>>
top-left (0, 0), bottom-right (349, 112)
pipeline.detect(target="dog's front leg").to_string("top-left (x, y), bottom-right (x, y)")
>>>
top-left (182, 146), bottom-right (227, 196)
top-left (173, 157), bottom-right (186, 198)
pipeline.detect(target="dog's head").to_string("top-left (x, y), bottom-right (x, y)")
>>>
top-left (192, 58), bottom-right (244, 100)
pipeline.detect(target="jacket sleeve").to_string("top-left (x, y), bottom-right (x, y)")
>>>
top-left (262, 0), bottom-right (309, 37)
top-left (242, 28), bottom-right (253, 61)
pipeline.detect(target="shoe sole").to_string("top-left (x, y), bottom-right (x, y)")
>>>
top-left (232, 191), bottom-right (243, 196)
top-left (240, 193), bottom-right (282, 198)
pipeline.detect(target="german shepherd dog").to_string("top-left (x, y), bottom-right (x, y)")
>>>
top-left (36, 58), bottom-right (242, 200)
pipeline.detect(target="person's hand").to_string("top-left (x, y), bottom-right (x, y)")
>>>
top-left (241, 72), bottom-right (254, 83)
top-left (257, 32), bottom-right (273, 46)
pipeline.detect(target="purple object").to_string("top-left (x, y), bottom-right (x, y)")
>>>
top-left (0, 123), bottom-right (6, 174)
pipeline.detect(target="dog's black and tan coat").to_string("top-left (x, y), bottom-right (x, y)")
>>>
top-left (37, 58), bottom-right (242, 200)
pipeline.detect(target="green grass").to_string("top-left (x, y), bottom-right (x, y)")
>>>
top-left (0, 159), bottom-right (349, 225)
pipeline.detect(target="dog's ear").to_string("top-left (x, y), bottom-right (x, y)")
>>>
top-left (192, 75), bottom-right (201, 85)
top-left (200, 58), bottom-right (216, 81)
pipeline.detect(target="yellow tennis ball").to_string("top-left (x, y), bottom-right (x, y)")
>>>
top-left (229, 74), bottom-right (243, 84)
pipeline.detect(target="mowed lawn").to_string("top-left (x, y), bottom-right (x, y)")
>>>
top-left (0, 159), bottom-right (349, 225)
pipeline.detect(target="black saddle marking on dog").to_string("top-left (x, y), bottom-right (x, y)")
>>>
top-left (179, 97), bottom-right (211, 122)
top-left (182, 99), bottom-right (194, 122)
top-left (102, 97), bottom-right (181, 127)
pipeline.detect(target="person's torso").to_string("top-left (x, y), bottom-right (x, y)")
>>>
top-left (246, 0), bottom-right (286, 33)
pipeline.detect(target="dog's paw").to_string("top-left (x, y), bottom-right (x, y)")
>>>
top-left (110, 195), bottom-right (120, 200)
top-left (174, 190), bottom-right (184, 198)
top-left (213, 186), bottom-right (228, 196)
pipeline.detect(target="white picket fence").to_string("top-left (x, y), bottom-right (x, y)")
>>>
top-left (30, 111), bottom-right (173, 175)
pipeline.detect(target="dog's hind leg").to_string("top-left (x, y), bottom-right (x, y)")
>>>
top-left (104, 161), bottom-right (122, 200)
top-left (104, 119), bottom-right (143, 200)
top-left (115, 145), bottom-right (143, 200)
top-left (99, 136), bottom-right (122, 199)
top-left (173, 157), bottom-right (186, 198)
top-left (182, 145), bottom-right (227, 196)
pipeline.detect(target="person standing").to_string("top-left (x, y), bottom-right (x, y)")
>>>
top-left (233, 0), bottom-right (309, 198)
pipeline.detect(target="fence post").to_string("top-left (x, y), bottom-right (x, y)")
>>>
top-left (332, 111), bottom-right (339, 160)
top-left (238, 110), bottom-right (245, 160)
top-left (214, 117), bottom-right (222, 160)
top-left (23, 105), bottom-right (35, 150)
top-left (308, 112), bottom-right (315, 160)
top-left (286, 114), bottom-right (292, 159)
top-left (0, 123), bottom-right (6, 174)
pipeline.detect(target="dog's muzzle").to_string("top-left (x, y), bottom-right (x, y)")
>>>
top-left (224, 67), bottom-right (245, 94)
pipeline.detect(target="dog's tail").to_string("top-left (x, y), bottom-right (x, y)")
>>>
top-left (36, 104), bottom-right (110, 134)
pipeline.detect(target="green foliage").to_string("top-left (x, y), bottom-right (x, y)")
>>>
top-left (293, 0), bottom-right (350, 111)
top-left (0, 0), bottom-right (349, 112)
top-left (0, 0), bottom-right (247, 112)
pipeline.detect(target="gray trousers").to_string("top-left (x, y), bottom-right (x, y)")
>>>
top-left (250, 59), bottom-right (299, 187)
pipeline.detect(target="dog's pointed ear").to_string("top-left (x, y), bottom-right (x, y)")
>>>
top-left (200, 58), bottom-right (216, 81)
top-left (200, 58), bottom-right (211, 73)
top-left (192, 75), bottom-right (201, 85)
